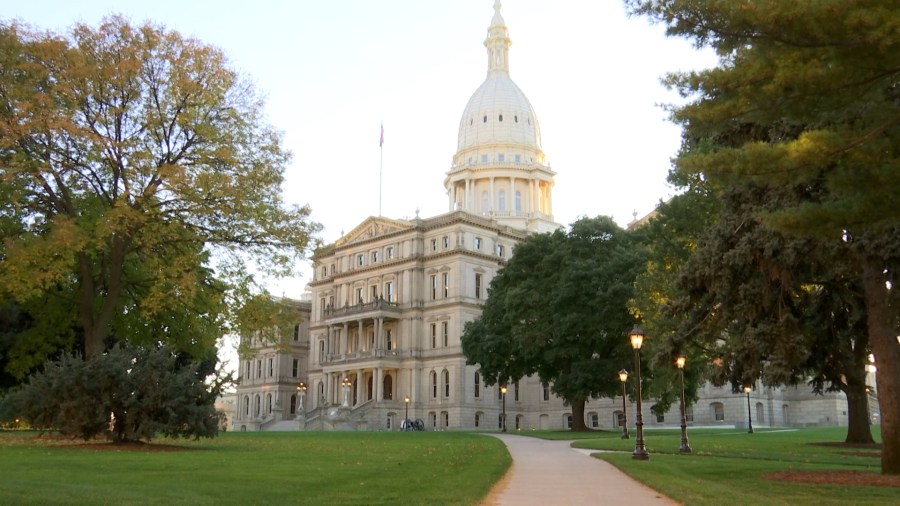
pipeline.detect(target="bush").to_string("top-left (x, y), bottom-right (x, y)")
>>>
top-left (0, 344), bottom-right (228, 442)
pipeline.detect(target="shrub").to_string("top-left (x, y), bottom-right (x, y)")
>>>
top-left (0, 344), bottom-right (228, 442)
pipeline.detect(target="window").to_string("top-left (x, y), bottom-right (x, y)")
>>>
top-left (243, 396), bottom-right (250, 416)
top-left (475, 237), bottom-right (482, 249)
top-left (385, 329), bottom-right (393, 350)
top-left (443, 236), bottom-right (449, 248)
top-left (483, 115), bottom-right (487, 123)
top-left (320, 297), bottom-right (326, 317)
top-left (475, 273), bottom-right (483, 299)
top-left (430, 412), bottom-right (437, 428)
top-left (443, 370), bottom-right (450, 398)
top-left (370, 285), bottom-right (377, 301)
top-left (516, 415), bottom-right (523, 430)
top-left (497, 244), bottom-right (504, 257)
top-left (293, 324), bottom-right (301, 341)
top-left (515, 191), bottom-right (522, 212)
top-left (442, 321), bottom-right (449, 347)
top-left (254, 395), bottom-right (260, 416)
top-left (290, 395), bottom-right (297, 415)
top-left (292, 358), bottom-right (300, 377)
top-left (321, 266), bottom-right (326, 278)
top-left (245, 361), bottom-right (250, 379)
top-left (319, 340), bottom-right (325, 362)
top-left (383, 374), bottom-right (393, 400)
top-left (615, 411), bottom-right (625, 427)
top-left (387, 246), bottom-right (394, 259)
top-left (499, 114), bottom-right (503, 122)
top-left (356, 287), bottom-right (364, 304)
top-left (475, 412), bottom-right (482, 428)
top-left (566, 415), bottom-right (573, 429)
top-left (590, 413), bottom-right (599, 428)
top-left (357, 254), bottom-right (364, 266)
top-left (514, 381), bottom-right (520, 401)
top-left (385, 281), bottom-right (394, 302)
top-left (514, 115), bottom-right (518, 122)
top-left (442, 273), bottom-right (449, 298)
top-left (430, 371), bottom-right (438, 398)
top-left (430, 323), bottom-right (437, 348)
top-left (371, 250), bottom-right (379, 262)
top-left (542, 383), bottom-right (550, 401)
top-left (515, 154), bottom-right (521, 163)
top-left (481, 191), bottom-right (489, 213)
top-left (330, 264), bottom-right (335, 274)
top-left (430, 275), bottom-right (437, 300)
top-left (481, 154), bottom-right (488, 164)
top-left (431, 239), bottom-right (438, 251)
top-left (442, 411), bottom-right (449, 427)
top-left (498, 153), bottom-right (505, 162)
top-left (712, 402), bottom-right (725, 421)
top-left (656, 414), bottom-right (665, 423)
top-left (685, 406), bottom-right (694, 423)
top-left (474, 372), bottom-right (481, 398)
top-left (256, 360), bottom-right (262, 378)
top-left (498, 190), bottom-right (506, 211)
top-left (267, 393), bottom-right (272, 414)
top-left (268, 358), bottom-right (273, 377)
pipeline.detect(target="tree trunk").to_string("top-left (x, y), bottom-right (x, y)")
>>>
top-left (861, 254), bottom-right (900, 474)
top-left (845, 384), bottom-right (875, 444)
top-left (570, 397), bottom-right (588, 431)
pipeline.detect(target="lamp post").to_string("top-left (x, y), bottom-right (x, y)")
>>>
top-left (744, 384), bottom-right (754, 433)
top-left (675, 356), bottom-right (692, 453)
top-left (404, 395), bottom-right (410, 423)
top-left (618, 369), bottom-right (630, 439)
top-left (296, 382), bottom-right (307, 414)
top-left (500, 385), bottom-right (508, 432)
top-left (629, 326), bottom-right (649, 460)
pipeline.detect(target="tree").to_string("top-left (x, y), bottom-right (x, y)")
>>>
top-left (627, 0), bottom-right (900, 473)
top-left (462, 217), bottom-right (644, 431)
top-left (0, 17), bottom-right (319, 366)
top-left (0, 343), bottom-right (228, 443)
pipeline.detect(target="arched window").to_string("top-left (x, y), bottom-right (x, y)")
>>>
top-left (498, 190), bottom-right (506, 212)
top-left (266, 393), bottom-right (272, 414)
top-left (290, 394), bottom-right (297, 414)
top-left (382, 374), bottom-right (393, 400)
top-left (430, 371), bottom-right (438, 398)
top-left (318, 381), bottom-right (325, 405)
top-left (588, 412), bottom-right (599, 428)
top-left (243, 395), bottom-right (250, 416)
top-left (474, 372), bottom-right (481, 398)
top-left (254, 395), bottom-right (261, 417)
top-left (443, 370), bottom-right (451, 398)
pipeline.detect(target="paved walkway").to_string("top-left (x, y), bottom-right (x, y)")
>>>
top-left (481, 434), bottom-right (679, 506)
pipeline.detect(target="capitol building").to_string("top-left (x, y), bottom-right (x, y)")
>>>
top-left (231, 2), bottom-right (866, 433)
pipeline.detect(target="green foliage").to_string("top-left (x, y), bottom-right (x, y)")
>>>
top-left (0, 431), bottom-right (509, 505)
top-left (462, 216), bottom-right (644, 430)
top-left (0, 344), bottom-right (228, 443)
top-left (0, 16), bottom-right (321, 365)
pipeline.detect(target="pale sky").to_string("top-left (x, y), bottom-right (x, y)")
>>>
top-left (3, 0), bottom-right (717, 299)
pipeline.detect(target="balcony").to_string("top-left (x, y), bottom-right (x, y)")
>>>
top-left (323, 298), bottom-right (401, 319)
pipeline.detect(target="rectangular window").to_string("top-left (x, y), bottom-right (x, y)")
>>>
top-left (320, 297), bottom-right (326, 317)
top-left (656, 414), bottom-right (665, 423)
top-left (321, 266), bottom-right (327, 278)
top-left (371, 250), bottom-right (378, 262)
top-left (514, 381), bottom-right (520, 402)
top-left (292, 358), bottom-right (299, 377)
top-left (474, 372), bottom-right (481, 398)
top-left (542, 383), bottom-right (550, 401)
top-left (385, 281), bottom-right (394, 303)
top-left (442, 321), bottom-right (448, 347)
top-left (515, 154), bottom-right (521, 163)
top-left (431, 239), bottom-right (438, 251)
top-left (268, 358), bottom-right (273, 377)
top-left (430, 324), bottom-right (437, 348)
top-left (475, 273), bottom-right (482, 299)
top-left (430, 275), bottom-right (437, 300)
top-left (686, 406), bottom-right (694, 423)
top-left (474, 237), bottom-right (482, 250)
top-left (293, 324), bottom-right (301, 341)
top-left (387, 246), bottom-right (394, 259)
top-left (245, 361), bottom-right (250, 379)
top-left (370, 285), bottom-right (377, 301)
top-left (356, 287), bottom-right (364, 304)
top-left (442, 273), bottom-right (449, 298)
top-left (386, 329), bottom-right (393, 350)
top-left (442, 412), bottom-right (449, 427)
top-left (496, 244), bottom-right (504, 257)
top-left (591, 413), bottom-right (599, 428)
top-left (481, 154), bottom-right (488, 164)
top-left (256, 360), bottom-right (262, 378)
top-left (443, 236), bottom-right (449, 248)
top-left (357, 254), bottom-right (364, 266)
top-left (498, 153), bottom-right (505, 162)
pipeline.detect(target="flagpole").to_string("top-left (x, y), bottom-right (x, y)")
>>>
top-left (379, 122), bottom-right (383, 216)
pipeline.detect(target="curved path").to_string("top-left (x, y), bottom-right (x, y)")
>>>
top-left (481, 434), bottom-right (679, 506)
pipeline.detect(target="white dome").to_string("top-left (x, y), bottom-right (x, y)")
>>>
top-left (456, 74), bottom-right (542, 155)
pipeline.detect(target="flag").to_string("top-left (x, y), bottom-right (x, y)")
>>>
top-left (379, 122), bottom-right (384, 147)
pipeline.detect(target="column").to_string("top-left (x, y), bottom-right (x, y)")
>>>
top-left (374, 367), bottom-right (382, 402)
top-left (342, 323), bottom-right (349, 354)
top-left (355, 369), bottom-right (363, 406)
top-left (489, 177), bottom-right (495, 213)
top-left (357, 320), bottom-right (364, 354)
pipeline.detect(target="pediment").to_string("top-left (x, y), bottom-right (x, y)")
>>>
top-left (336, 216), bottom-right (413, 246)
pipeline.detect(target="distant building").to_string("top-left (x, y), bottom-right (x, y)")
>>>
top-left (232, 2), bottom-right (865, 432)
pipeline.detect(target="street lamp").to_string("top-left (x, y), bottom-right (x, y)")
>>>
top-left (500, 385), bottom-right (508, 433)
top-left (629, 326), bottom-right (649, 460)
top-left (404, 395), bottom-right (410, 423)
top-left (744, 384), bottom-right (754, 433)
top-left (675, 356), bottom-right (692, 453)
top-left (618, 369), bottom-right (630, 439)
top-left (296, 382), bottom-right (307, 414)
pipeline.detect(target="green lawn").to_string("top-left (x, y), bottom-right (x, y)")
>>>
top-left (568, 426), bottom-right (898, 506)
top-left (0, 431), bottom-right (510, 505)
